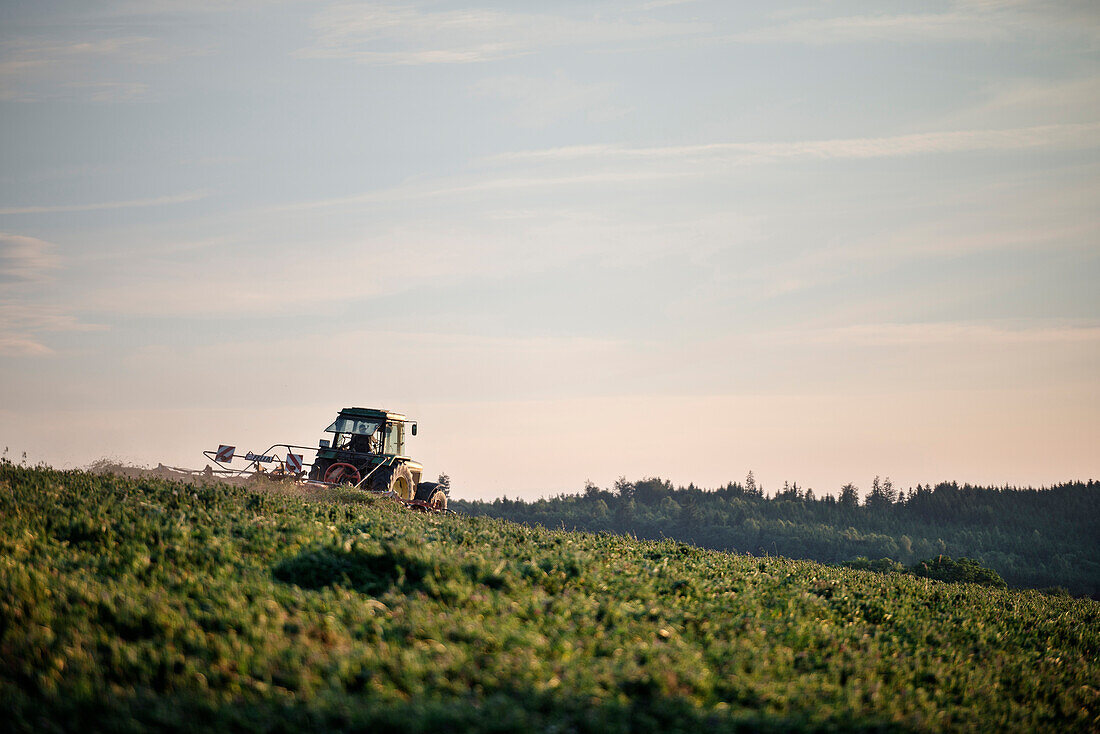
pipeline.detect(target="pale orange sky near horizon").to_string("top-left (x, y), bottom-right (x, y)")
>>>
top-left (5, 386), bottom-right (1096, 501)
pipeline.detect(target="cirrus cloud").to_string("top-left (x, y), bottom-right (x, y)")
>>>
top-left (297, 2), bottom-right (709, 65)
top-left (0, 233), bottom-right (59, 283)
top-left (0, 234), bottom-right (104, 356)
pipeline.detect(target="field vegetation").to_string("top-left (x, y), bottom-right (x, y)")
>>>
top-left (454, 476), bottom-right (1100, 597)
top-left (1, 463), bottom-right (1098, 732)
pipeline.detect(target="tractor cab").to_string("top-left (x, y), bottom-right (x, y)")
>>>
top-left (321, 408), bottom-right (415, 457)
top-left (310, 407), bottom-right (424, 493)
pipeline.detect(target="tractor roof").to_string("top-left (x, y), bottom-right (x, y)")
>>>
top-left (338, 407), bottom-right (410, 422)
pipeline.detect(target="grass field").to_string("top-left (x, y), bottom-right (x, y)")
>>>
top-left (1, 463), bottom-right (1097, 732)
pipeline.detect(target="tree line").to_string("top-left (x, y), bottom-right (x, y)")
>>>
top-left (452, 475), bottom-right (1100, 597)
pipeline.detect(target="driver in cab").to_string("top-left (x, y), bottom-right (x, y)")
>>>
top-left (348, 422), bottom-right (375, 454)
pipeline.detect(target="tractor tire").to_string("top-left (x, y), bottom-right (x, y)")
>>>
top-left (370, 463), bottom-right (415, 500)
top-left (415, 482), bottom-right (448, 511)
top-left (324, 462), bottom-right (361, 485)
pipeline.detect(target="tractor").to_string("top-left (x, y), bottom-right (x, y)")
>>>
top-left (308, 407), bottom-right (448, 510)
top-left (203, 406), bottom-right (449, 511)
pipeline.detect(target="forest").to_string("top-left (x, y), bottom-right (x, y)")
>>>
top-left (453, 476), bottom-right (1100, 597)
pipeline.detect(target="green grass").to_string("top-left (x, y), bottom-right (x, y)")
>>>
top-left (1, 464), bottom-right (1097, 732)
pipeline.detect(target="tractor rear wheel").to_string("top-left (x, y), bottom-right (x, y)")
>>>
top-left (324, 462), bottom-right (361, 485)
top-left (415, 482), bottom-right (448, 511)
top-left (370, 463), bottom-right (415, 500)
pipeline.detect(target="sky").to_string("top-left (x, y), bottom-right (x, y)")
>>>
top-left (1, 0), bottom-right (1098, 501)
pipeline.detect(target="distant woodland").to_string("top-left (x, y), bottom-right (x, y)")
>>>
top-left (453, 476), bottom-right (1100, 598)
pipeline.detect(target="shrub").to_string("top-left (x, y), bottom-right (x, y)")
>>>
top-left (909, 555), bottom-right (1008, 588)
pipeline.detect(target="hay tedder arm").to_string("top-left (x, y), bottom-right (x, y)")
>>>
top-left (202, 443), bottom-right (314, 478)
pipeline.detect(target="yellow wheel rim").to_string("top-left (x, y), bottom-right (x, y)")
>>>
top-left (393, 476), bottom-right (411, 500)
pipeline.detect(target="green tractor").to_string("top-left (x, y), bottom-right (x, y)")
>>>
top-left (308, 407), bottom-right (448, 510)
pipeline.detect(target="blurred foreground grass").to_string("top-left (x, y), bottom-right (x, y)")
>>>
top-left (1, 464), bottom-right (1097, 732)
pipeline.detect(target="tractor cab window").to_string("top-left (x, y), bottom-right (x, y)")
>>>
top-left (383, 423), bottom-right (405, 456)
top-left (326, 417), bottom-right (382, 452)
top-left (325, 417), bottom-right (380, 436)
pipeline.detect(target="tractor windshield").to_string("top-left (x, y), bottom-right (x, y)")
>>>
top-left (325, 417), bottom-right (380, 435)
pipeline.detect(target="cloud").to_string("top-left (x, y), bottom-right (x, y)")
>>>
top-left (0, 233), bottom-right (59, 283)
top-left (939, 75), bottom-right (1100, 129)
top-left (0, 36), bottom-right (164, 65)
top-left (265, 122), bottom-right (1100, 217)
top-left (733, 11), bottom-right (1012, 44)
top-left (770, 321), bottom-right (1100, 347)
top-left (102, 0), bottom-right (298, 13)
top-left (0, 301), bottom-right (106, 357)
top-left (297, 2), bottom-right (708, 65)
top-left (292, 1), bottom-right (1096, 68)
top-left (0, 34), bottom-right (172, 102)
top-left (490, 123), bottom-right (1100, 165)
top-left (61, 81), bottom-right (149, 102)
top-left (0, 334), bottom-right (54, 357)
top-left (734, 2), bottom-right (1100, 45)
top-left (70, 212), bottom-right (663, 317)
top-left (0, 190), bottom-right (210, 215)
top-left (758, 215), bottom-right (1100, 297)
top-left (294, 1), bottom-right (1098, 67)
top-left (0, 303), bottom-right (103, 334)
top-left (104, 327), bottom-right (635, 414)
top-left (469, 71), bottom-right (624, 127)
top-left (269, 170), bottom-right (692, 212)
top-left (636, 0), bottom-right (700, 9)
top-left (74, 236), bottom-right (230, 263)
top-left (0, 235), bottom-right (104, 356)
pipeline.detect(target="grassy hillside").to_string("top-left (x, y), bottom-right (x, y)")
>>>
top-left (1, 464), bottom-right (1098, 732)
